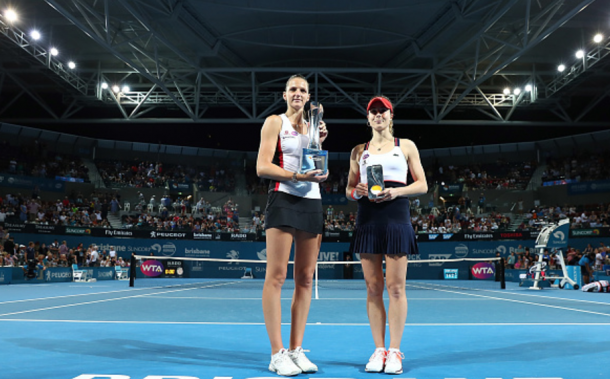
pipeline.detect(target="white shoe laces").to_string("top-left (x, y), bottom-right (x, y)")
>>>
top-left (369, 349), bottom-right (387, 362)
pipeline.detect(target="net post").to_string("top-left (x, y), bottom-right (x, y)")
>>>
top-left (500, 256), bottom-right (506, 290)
top-left (314, 261), bottom-right (319, 300)
top-left (129, 253), bottom-right (136, 287)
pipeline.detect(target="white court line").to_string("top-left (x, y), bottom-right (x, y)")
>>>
top-left (0, 318), bottom-right (610, 326)
top-left (413, 283), bottom-right (610, 307)
top-left (0, 284), bottom-right (190, 305)
top-left (0, 281), bottom-right (241, 317)
top-left (479, 287), bottom-right (610, 306)
top-left (0, 280), bottom-right (235, 305)
top-left (146, 296), bottom-right (492, 301)
top-left (408, 284), bottom-right (610, 317)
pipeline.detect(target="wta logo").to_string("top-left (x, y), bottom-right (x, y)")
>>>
top-left (141, 260), bottom-right (164, 277)
top-left (471, 262), bottom-right (495, 279)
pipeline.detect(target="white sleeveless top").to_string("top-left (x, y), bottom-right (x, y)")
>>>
top-left (358, 138), bottom-right (408, 184)
top-left (268, 114), bottom-right (321, 199)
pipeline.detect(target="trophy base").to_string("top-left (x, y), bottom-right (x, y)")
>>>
top-left (300, 148), bottom-right (328, 176)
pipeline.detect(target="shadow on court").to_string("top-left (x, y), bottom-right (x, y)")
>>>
top-left (402, 339), bottom-right (610, 373)
top-left (7, 338), bottom-right (270, 368)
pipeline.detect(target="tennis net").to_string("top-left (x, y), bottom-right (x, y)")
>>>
top-left (129, 255), bottom-right (505, 297)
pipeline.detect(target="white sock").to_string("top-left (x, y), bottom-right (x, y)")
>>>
top-left (272, 348), bottom-right (287, 357)
top-left (388, 348), bottom-right (401, 354)
top-left (375, 347), bottom-right (386, 352)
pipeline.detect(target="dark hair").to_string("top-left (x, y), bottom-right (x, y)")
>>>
top-left (285, 74), bottom-right (309, 91)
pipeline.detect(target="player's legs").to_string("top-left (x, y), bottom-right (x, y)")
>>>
top-left (361, 253), bottom-right (386, 348)
top-left (289, 230), bottom-right (320, 349)
top-left (263, 227), bottom-right (295, 354)
top-left (385, 254), bottom-right (408, 349)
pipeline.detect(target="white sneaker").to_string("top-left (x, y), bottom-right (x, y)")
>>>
top-left (365, 348), bottom-right (387, 373)
top-left (289, 346), bottom-right (318, 373)
top-left (269, 348), bottom-right (302, 376)
top-left (384, 349), bottom-right (404, 374)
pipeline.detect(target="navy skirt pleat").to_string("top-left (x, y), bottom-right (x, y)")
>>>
top-left (350, 182), bottom-right (418, 255)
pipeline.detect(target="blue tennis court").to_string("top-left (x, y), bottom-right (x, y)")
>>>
top-left (1, 278), bottom-right (609, 379)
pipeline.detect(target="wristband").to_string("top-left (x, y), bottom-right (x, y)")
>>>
top-left (351, 188), bottom-right (362, 200)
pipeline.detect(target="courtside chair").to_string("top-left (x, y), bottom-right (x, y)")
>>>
top-left (72, 264), bottom-right (88, 282)
top-left (115, 265), bottom-right (129, 280)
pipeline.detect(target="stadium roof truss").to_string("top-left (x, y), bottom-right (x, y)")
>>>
top-left (0, 0), bottom-right (609, 126)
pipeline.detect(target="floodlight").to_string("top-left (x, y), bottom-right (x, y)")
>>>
top-left (575, 50), bottom-right (584, 59)
top-left (121, 85), bottom-right (130, 93)
top-left (50, 48), bottom-right (59, 56)
top-left (4, 9), bottom-right (17, 23)
top-left (68, 61), bottom-right (76, 69)
top-left (112, 85), bottom-right (120, 93)
top-left (513, 88), bottom-right (521, 95)
top-left (503, 88), bottom-right (510, 95)
top-left (101, 82), bottom-right (108, 89)
top-left (525, 84), bottom-right (533, 92)
top-left (594, 34), bottom-right (603, 43)
top-left (557, 64), bottom-right (566, 72)
top-left (31, 30), bottom-right (41, 40)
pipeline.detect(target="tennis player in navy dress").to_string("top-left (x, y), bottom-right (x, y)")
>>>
top-left (346, 96), bottom-right (428, 375)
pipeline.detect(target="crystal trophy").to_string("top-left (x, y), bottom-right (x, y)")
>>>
top-left (299, 102), bottom-right (328, 175)
top-left (367, 165), bottom-right (385, 199)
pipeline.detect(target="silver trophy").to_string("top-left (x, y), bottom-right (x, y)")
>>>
top-left (299, 101), bottom-right (328, 175)
top-left (367, 165), bottom-right (385, 199)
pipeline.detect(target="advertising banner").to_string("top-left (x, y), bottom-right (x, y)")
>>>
top-left (568, 180), bottom-right (610, 195)
top-left (0, 174), bottom-right (65, 192)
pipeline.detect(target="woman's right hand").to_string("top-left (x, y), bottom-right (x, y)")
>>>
top-left (354, 182), bottom-right (368, 198)
top-left (300, 170), bottom-right (329, 183)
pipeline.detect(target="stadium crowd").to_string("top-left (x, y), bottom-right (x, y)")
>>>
top-left (0, 141), bottom-right (89, 182)
top-left (122, 197), bottom-right (242, 233)
top-left (0, 191), bottom-right (120, 227)
top-left (427, 159), bottom-right (536, 190)
top-left (97, 159), bottom-right (236, 192)
top-left (543, 150), bottom-right (610, 183)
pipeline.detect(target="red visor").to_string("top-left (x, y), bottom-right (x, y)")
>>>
top-left (367, 97), bottom-right (393, 114)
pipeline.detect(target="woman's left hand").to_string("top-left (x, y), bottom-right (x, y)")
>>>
top-left (319, 121), bottom-right (328, 143)
top-left (375, 188), bottom-right (399, 203)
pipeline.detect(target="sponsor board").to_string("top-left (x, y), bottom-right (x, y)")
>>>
top-left (571, 229), bottom-right (600, 237)
top-left (444, 268), bottom-right (458, 280)
top-left (185, 248), bottom-right (211, 258)
top-left (151, 242), bottom-right (177, 256)
top-left (471, 262), bottom-right (495, 279)
top-left (149, 231), bottom-right (187, 239)
top-left (464, 233), bottom-right (494, 240)
top-left (140, 260), bottom-right (164, 277)
top-left (104, 229), bottom-right (134, 237)
top-left (454, 244), bottom-right (468, 258)
top-left (427, 254), bottom-right (452, 266)
top-left (66, 227), bottom-right (91, 235)
top-left (193, 233), bottom-right (214, 240)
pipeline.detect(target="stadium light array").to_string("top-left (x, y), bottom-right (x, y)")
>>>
top-left (557, 64), bottom-right (566, 72)
top-left (30, 30), bottom-right (41, 40)
top-left (4, 9), bottom-right (17, 23)
top-left (575, 50), bottom-right (584, 59)
top-left (594, 33), bottom-right (603, 43)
